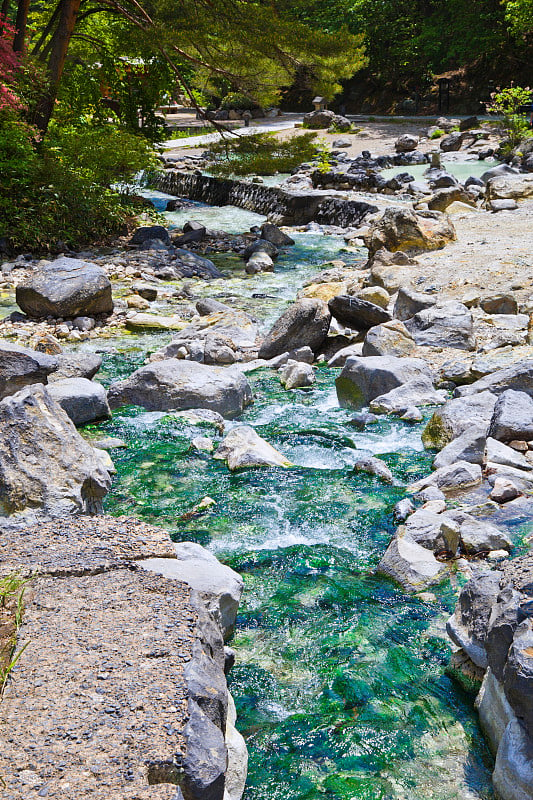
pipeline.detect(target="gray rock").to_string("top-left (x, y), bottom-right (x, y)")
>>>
top-left (489, 390), bottom-right (533, 443)
top-left (481, 164), bottom-right (519, 183)
top-left (433, 425), bottom-right (487, 469)
top-left (242, 239), bottom-right (278, 260)
top-left (155, 250), bottom-right (222, 280)
top-left (141, 541), bottom-right (243, 641)
top-left (302, 109), bottom-right (335, 128)
top-left (16, 257), bottom-right (113, 318)
top-left (486, 587), bottom-right (522, 680)
top-left (328, 295), bottom-right (391, 330)
top-left (246, 251), bottom-right (274, 274)
top-left (456, 360), bottom-right (533, 398)
top-left (440, 131), bottom-right (465, 151)
top-left (130, 225), bottom-right (170, 245)
top-left (404, 508), bottom-right (460, 553)
top-left (369, 377), bottom-right (446, 415)
top-left (196, 298), bottom-right (230, 316)
top-left (446, 571), bottom-right (502, 668)
top-left (427, 187), bottom-right (473, 212)
top-left (487, 173), bottom-right (533, 200)
top-left (336, 355), bottom-right (433, 408)
top-left (260, 223), bottom-right (295, 246)
top-left (362, 320), bottom-right (415, 357)
top-left (393, 286), bottom-right (437, 321)
top-left (476, 669), bottom-right (515, 755)
top-left (409, 460), bottom-right (482, 493)
top-left (352, 455), bottom-right (393, 483)
top-left (393, 497), bottom-right (415, 522)
top-left (377, 527), bottom-right (447, 590)
top-left (490, 199), bottom-right (519, 212)
top-left (258, 299), bottom-right (331, 359)
top-left (328, 114), bottom-right (352, 132)
top-left (404, 300), bottom-right (475, 350)
top-left (422, 391), bottom-right (497, 449)
top-left (493, 718), bottom-right (533, 800)
top-left (278, 360), bottom-right (315, 389)
top-left (503, 621), bottom-right (533, 737)
top-left (47, 352), bottom-right (102, 382)
top-left (108, 360), bottom-right (253, 419)
top-left (214, 425), bottom-right (291, 470)
top-left (182, 698), bottom-right (227, 800)
top-left (395, 134), bottom-right (419, 152)
top-left (0, 383), bottom-right (111, 516)
top-left (486, 437), bottom-right (533, 471)
top-left (457, 516), bottom-right (512, 555)
top-left (490, 477), bottom-right (521, 503)
top-left (0, 342), bottom-right (58, 400)
top-left (47, 378), bottom-right (110, 426)
top-left (132, 282), bottom-right (158, 302)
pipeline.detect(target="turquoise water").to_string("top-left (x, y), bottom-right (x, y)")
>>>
top-left (81, 216), bottom-right (500, 800)
top-left (380, 160), bottom-right (495, 184)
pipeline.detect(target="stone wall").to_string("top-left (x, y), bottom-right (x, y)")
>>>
top-left (150, 170), bottom-right (378, 227)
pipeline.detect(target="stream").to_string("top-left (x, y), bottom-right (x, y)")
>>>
top-left (80, 199), bottom-right (501, 800)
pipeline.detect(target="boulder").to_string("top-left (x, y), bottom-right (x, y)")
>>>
top-left (409, 460), bottom-right (482, 493)
top-left (480, 294), bottom-right (518, 315)
top-left (352, 454), bottom-right (393, 484)
top-left (0, 342), bottom-right (58, 400)
top-left (395, 134), bottom-right (419, 152)
top-left (278, 360), bottom-right (315, 389)
top-left (393, 287), bottom-right (437, 321)
top-left (130, 225), bottom-right (171, 245)
top-left (456, 515), bottom-right (512, 555)
top-left (404, 508), bottom-right (460, 553)
top-left (328, 114), bottom-right (352, 132)
top-left (362, 320), bottom-right (415, 357)
top-left (364, 208), bottom-right (456, 255)
top-left (303, 109), bottom-right (335, 128)
top-left (242, 240), bottom-right (278, 260)
top-left (377, 527), bottom-right (447, 590)
top-left (503, 621), bottom-right (533, 736)
top-left (328, 295), bottom-right (391, 330)
top-left (481, 164), bottom-right (519, 183)
top-left (490, 477), bottom-right (521, 503)
top-left (16, 257), bottom-right (113, 319)
top-left (246, 251), bottom-right (274, 274)
top-left (47, 352), bottom-right (102, 382)
top-left (140, 541), bottom-right (243, 640)
top-left (357, 286), bottom-right (390, 309)
top-left (489, 390), bottom-right (533, 443)
top-left (404, 300), bottom-right (475, 350)
top-left (196, 298), bottom-right (230, 316)
top-left (154, 250), bottom-right (222, 280)
top-left (125, 313), bottom-right (187, 332)
top-left (47, 378), bottom-right (110, 426)
top-left (258, 299), bottom-right (331, 359)
top-left (446, 571), bottom-right (502, 668)
top-left (456, 360), bottom-right (533, 398)
top-left (487, 174), bottom-right (533, 200)
top-left (0, 383), bottom-right (111, 516)
top-left (132, 282), bottom-right (158, 302)
top-left (369, 377), bottom-right (446, 415)
top-left (427, 187), bottom-right (473, 212)
top-left (493, 719), bottom-right (533, 800)
top-left (440, 131), bottom-right (465, 151)
top-left (336, 355), bottom-right (433, 408)
top-left (486, 587), bottom-right (522, 681)
top-left (476, 669), bottom-right (516, 754)
top-left (260, 223), bottom-right (295, 246)
top-left (422, 391), bottom-right (497, 449)
top-left (108, 360), bottom-right (253, 419)
top-left (490, 199), bottom-right (518, 212)
top-left (486, 437), bottom-right (533, 472)
top-left (214, 425), bottom-right (291, 470)
top-left (433, 425), bottom-right (487, 469)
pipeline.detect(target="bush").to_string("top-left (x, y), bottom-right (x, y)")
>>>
top-left (220, 92), bottom-right (260, 111)
top-left (207, 131), bottom-right (317, 176)
top-left (429, 128), bottom-right (444, 139)
top-left (0, 119), bottom-right (157, 251)
top-left (486, 85), bottom-right (533, 148)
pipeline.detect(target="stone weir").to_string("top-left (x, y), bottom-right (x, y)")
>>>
top-left (0, 515), bottom-right (247, 800)
top-left (151, 170), bottom-right (378, 227)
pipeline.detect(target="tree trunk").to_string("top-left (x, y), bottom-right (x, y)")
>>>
top-left (32, 0), bottom-right (82, 133)
top-left (12, 0), bottom-right (29, 51)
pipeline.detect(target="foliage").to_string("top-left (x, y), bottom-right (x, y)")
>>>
top-left (220, 92), bottom-right (259, 111)
top-left (314, 138), bottom-right (332, 172)
top-left (429, 128), bottom-right (444, 139)
top-left (207, 131), bottom-right (317, 176)
top-left (0, 573), bottom-right (28, 696)
top-left (486, 85), bottom-right (533, 146)
top-left (505, 0), bottom-right (533, 33)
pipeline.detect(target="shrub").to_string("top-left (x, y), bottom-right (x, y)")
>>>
top-left (486, 85), bottom-right (533, 148)
top-left (207, 131), bottom-right (317, 176)
top-left (429, 128), bottom-right (444, 139)
top-left (220, 92), bottom-right (259, 111)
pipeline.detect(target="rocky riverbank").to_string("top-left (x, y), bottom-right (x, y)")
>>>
top-left (2, 123), bottom-right (533, 799)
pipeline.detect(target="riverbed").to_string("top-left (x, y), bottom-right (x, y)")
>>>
top-left (70, 199), bottom-right (518, 800)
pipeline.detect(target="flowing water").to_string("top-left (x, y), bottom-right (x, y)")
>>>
top-left (80, 202), bottom-right (503, 800)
